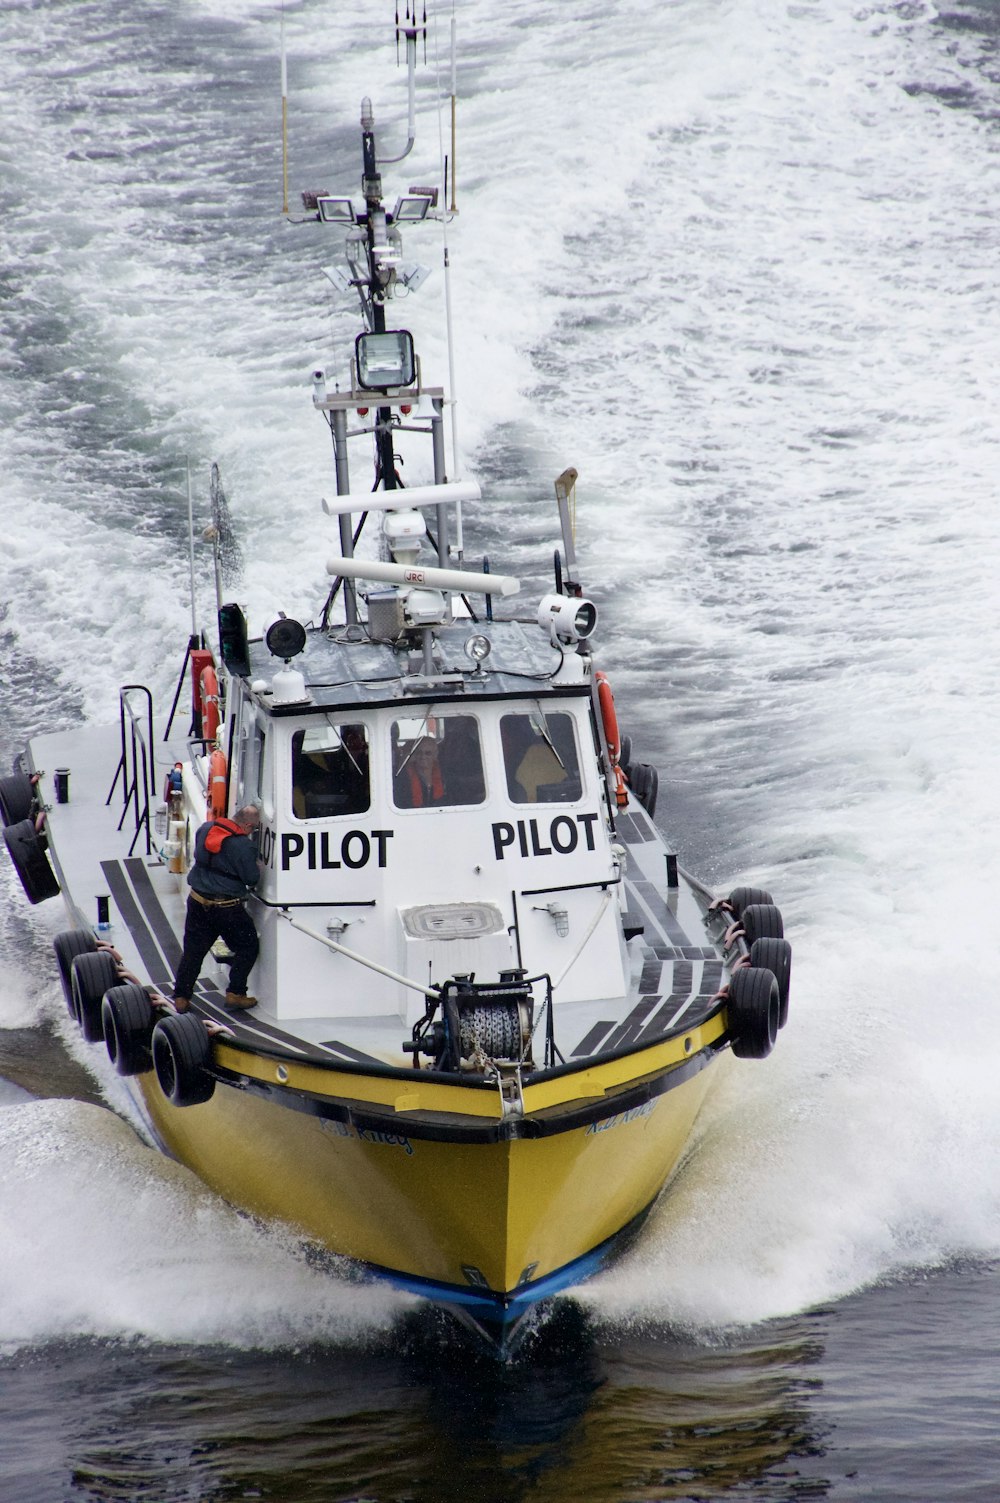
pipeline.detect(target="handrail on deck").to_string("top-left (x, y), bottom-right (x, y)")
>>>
top-left (107, 685), bottom-right (156, 857)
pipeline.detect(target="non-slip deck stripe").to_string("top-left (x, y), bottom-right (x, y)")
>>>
top-left (124, 858), bottom-right (183, 969)
top-left (571, 1020), bottom-right (616, 1056)
top-left (100, 860), bottom-right (172, 990)
top-left (603, 993), bottom-right (662, 1052)
top-left (615, 811), bottom-right (654, 844)
top-left (628, 878), bottom-right (691, 945)
top-left (319, 1039), bottom-right (384, 1064)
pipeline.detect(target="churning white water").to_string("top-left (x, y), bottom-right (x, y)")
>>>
top-left (2, 0), bottom-right (1000, 1347)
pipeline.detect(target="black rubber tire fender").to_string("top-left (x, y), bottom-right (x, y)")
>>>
top-left (726, 885), bottom-right (774, 919)
top-left (634, 762), bottom-right (659, 819)
top-left (750, 936), bottom-right (792, 1029)
top-left (0, 772), bottom-right (33, 827)
top-left (619, 735), bottom-right (633, 778)
top-left (54, 930), bottom-right (100, 1012)
top-left (740, 902), bottom-right (784, 945)
top-left (727, 964), bottom-right (779, 1059)
top-left (70, 950), bottom-right (119, 1042)
top-left (102, 983), bottom-right (156, 1076)
top-left (3, 818), bottom-right (60, 905)
top-left (152, 1013), bottom-right (216, 1107)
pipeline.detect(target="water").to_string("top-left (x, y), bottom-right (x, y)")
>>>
top-left (2, 0), bottom-right (1000, 1496)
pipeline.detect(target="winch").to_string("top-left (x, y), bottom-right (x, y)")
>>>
top-left (403, 970), bottom-right (535, 1073)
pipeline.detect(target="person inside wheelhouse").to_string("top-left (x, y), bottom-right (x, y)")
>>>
top-left (288, 709), bottom-right (583, 820)
top-left (392, 715), bottom-right (485, 808)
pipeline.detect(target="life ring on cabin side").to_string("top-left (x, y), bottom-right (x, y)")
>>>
top-left (152, 1013), bottom-right (216, 1106)
top-left (594, 671), bottom-right (629, 808)
top-left (207, 749), bottom-right (228, 818)
top-left (200, 665), bottom-right (221, 743)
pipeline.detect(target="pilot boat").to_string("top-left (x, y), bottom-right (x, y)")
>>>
top-left (0, 16), bottom-right (789, 1348)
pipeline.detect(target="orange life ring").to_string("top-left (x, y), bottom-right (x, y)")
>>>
top-left (200, 665), bottom-right (221, 743)
top-left (207, 749), bottom-right (228, 818)
top-left (595, 671), bottom-right (620, 763)
top-left (595, 670), bottom-right (629, 808)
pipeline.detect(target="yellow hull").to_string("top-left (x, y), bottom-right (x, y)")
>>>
top-left (135, 1015), bottom-right (725, 1306)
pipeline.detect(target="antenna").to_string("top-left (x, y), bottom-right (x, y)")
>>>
top-left (280, 4), bottom-right (289, 214)
top-left (450, 9), bottom-right (457, 212)
top-left (554, 468), bottom-right (580, 588)
top-left (381, 2), bottom-right (427, 164)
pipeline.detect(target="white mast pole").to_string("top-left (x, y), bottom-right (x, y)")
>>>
top-left (442, 10), bottom-right (463, 556)
top-left (280, 4), bottom-right (289, 215)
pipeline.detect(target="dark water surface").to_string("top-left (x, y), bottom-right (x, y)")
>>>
top-left (4, 1265), bottom-right (1000, 1502)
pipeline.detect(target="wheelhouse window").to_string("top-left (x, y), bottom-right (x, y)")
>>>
top-left (392, 714), bottom-right (485, 808)
top-left (501, 710), bottom-right (582, 804)
top-left (291, 723), bottom-right (370, 819)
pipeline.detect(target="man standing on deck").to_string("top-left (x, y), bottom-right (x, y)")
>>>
top-left (172, 805), bottom-right (261, 1012)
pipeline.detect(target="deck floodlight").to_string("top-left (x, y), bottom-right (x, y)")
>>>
top-left (537, 592), bottom-right (598, 646)
top-left (464, 633), bottom-right (492, 664)
top-left (355, 330), bottom-right (416, 390)
top-left (265, 616), bottom-right (307, 661)
top-left (316, 196), bottom-right (357, 224)
top-left (392, 193), bottom-right (434, 222)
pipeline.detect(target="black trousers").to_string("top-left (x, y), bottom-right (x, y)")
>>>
top-left (173, 896), bottom-right (258, 1000)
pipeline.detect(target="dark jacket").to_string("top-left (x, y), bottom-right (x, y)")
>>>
top-left (188, 819), bottom-right (260, 898)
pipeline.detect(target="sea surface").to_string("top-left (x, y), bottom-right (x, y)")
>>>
top-left (2, 0), bottom-right (1000, 1498)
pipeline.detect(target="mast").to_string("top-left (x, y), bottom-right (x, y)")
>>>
top-left (360, 99), bottom-right (399, 493)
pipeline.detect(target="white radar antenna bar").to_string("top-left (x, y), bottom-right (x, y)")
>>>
top-left (321, 479), bottom-right (480, 517)
top-left (325, 556), bottom-right (519, 597)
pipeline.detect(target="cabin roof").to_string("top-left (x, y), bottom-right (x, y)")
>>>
top-left (242, 617), bottom-right (588, 717)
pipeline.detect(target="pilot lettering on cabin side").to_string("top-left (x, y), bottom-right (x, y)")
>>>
top-left (265, 828), bottom-right (394, 871)
top-left (491, 813), bottom-right (599, 861)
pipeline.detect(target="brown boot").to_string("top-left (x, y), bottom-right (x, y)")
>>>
top-left (173, 996), bottom-right (191, 1014)
top-left (225, 992), bottom-right (258, 1010)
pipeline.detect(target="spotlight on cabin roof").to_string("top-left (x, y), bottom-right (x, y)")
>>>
top-left (464, 633), bottom-right (492, 664)
top-left (265, 616), bottom-right (307, 662)
top-left (537, 593), bottom-right (598, 647)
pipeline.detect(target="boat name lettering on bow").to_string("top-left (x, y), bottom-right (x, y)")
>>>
top-left (355, 1127), bottom-right (414, 1155)
top-left (266, 827), bottom-right (395, 871)
top-left (585, 1100), bottom-right (657, 1135)
top-left (320, 1119), bottom-right (413, 1155)
top-left (491, 812), bottom-right (599, 861)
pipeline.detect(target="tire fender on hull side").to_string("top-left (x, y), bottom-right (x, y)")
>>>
top-left (727, 964), bottom-right (779, 1059)
top-left (54, 930), bottom-right (99, 1011)
top-left (749, 936), bottom-right (792, 1029)
top-left (152, 1013), bottom-right (216, 1107)
top-left (3, 818), bottom-right (59, 904)
top-left (0, 772), bottom-right (34, 827)
top-left (70, 950), bottom-right (119, 1043)
top-left (103, 982), bottom-right (156, 1076)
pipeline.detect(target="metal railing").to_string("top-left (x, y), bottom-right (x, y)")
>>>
top-left (106, 685), bottom-right (156, 857)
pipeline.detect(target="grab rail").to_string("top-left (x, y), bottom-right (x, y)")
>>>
top-left (106, 685), bottom-right (156, 857)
